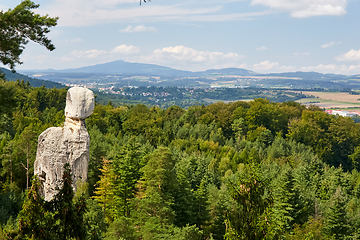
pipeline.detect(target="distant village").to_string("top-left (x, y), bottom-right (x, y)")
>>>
top-left (325, 109), bottom-right (360, 117)
top-left (64, 83), bottom-right (360, 114)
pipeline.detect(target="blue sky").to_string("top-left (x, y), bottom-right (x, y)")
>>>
top-left (2, 0), bottom-right (360, 74)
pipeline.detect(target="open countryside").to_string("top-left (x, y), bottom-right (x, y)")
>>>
top-left (4, 0), bottom-right (360, 239)
top-left (293, 91), bottom-right (360, 109)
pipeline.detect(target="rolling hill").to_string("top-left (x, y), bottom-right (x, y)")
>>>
top-left (1, 68), bottom-right (64, 88)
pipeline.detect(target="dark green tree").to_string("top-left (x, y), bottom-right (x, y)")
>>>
top-left (51, 163), bottom-right (87, 240)
top-left (0, 0), bottom-right (58, 71)
top-left (136, 147), bottom-right (178, 239)
top-left (16, 178), bottom-right (54, 240)
top-left (272, 168), bottom-right (297, 236)
top-left (324, 187), bottom-right (351, 239)
top-left (110, 137), bottom-right (144, 217)
top-left (0, 81), bottom-right (16, 134)
top-left (224, 163), bottom-right (273, 240)
top-left (14, 164), bottom-right (88, 240)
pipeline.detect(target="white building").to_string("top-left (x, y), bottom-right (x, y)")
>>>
top-left (331, 110), bottom-right (358, 117)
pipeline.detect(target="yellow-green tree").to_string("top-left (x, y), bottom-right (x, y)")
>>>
top-left (93, 159), bottom-right (116, 223)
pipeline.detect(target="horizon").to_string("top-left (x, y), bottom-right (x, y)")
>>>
top-left (2, 0), bottom-right (360, 75)
top-left (15, 59), bottom-right (353, 76)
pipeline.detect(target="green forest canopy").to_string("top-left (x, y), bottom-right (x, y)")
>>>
top-left (1, 80), bottom-right (360, 239)
top-left (1, 1), bottom-right (359, 239)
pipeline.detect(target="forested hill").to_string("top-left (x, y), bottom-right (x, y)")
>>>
top-left (2, 81), bottom-right (360, 239)
top-left (0, 67), bottom-right (64, 88)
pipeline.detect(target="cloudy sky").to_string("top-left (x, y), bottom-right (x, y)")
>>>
top-left (3, 0), bottom-right (360, 74)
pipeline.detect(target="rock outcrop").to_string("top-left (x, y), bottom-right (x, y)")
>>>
top-left (34, 87), bottom-right (94, 201)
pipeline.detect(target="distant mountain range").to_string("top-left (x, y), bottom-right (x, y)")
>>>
top-left (19, 59), bottom-right (360, 87)
top-left (21, 60), bottom-right (257, 77)
top-left (1, 67), bottom-right (64, 88)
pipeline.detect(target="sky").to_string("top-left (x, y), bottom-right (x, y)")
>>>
top-left (2, 0), bottom-right (360, 75)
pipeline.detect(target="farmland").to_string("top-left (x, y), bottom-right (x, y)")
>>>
top-left (293, 91), bottom-right (360, 109)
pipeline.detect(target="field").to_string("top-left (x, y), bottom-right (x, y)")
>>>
top-left (299, 91), bottom-right (360, 103)
top-left (293, 91), bottom-right (360, 109)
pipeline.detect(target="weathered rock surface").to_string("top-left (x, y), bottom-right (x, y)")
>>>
top-left (65, 87), bottom-right (94, 120)
top-left (34, 87), bottom-right (94, 201)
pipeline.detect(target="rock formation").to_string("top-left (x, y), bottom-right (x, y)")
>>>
top-left (34, 87), bottom-right (94, 201)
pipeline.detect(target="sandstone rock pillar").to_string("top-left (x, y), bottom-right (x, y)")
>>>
top-left (34, 87), bottom-right (94, 201)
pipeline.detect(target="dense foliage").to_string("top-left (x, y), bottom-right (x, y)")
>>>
top-left (2, 79), bottom-right (360, 239)
top-left (1, 67), bottom-right (64, 88)
top-left (0, 0), bottom-right (58, 71)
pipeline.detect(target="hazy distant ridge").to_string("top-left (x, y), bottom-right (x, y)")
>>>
top-left (1, 67), bottom-right (64, 88)
top-left (20, 60), bottom-right (355, 81)
top-left (23, 60), bottom-right (256, 77)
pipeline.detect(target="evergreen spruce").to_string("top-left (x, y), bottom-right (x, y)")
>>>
top-left (324, 187), bottom-right (351, 239)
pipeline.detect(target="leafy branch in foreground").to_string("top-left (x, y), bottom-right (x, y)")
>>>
top-left (0, 0), bottom-right (58, 71)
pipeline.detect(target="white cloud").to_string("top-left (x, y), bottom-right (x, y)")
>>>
top-left (257, 46), bottom-right (267, 51)
top-left (251, 0), bottom-right (347, 17)
top-left (252, 60), bottom-right (295, 72)
top-left (62, 44), bottom-right (140, 63)
top-left (321, 41), bottom-right (335, 48)
top-left (70, 49), bottom-right (107, 59)
top-left (253, 60), bottom-right (279, 71)
top-left (59, 45), bottom-right (245, 71)
top-left (321, 41), bottom-right (342, 48)
top-left (301, 64), bottom-right (338, 72)
top-left (293, 52), bottom-right (310, 56)
top-left (150, 11), bottom-right (272, 22)
top-left (112, 44), bottom-right (140, 54)
top-left (38, 1), bottom-right (224, 27)
top-left (250, 61), bottom-right (360, 75)
top-left (300, 64), bottom-right (360, 75)
top-left (34, 0), bottom-right (272, 26)
top-left (336, 49), bottom-right (360, 62)
top-left (150, 45), bottom-right (242, 63)
top-left (121, 25), bottom-right (158, 33)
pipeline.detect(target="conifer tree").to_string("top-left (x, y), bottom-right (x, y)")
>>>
top-left (17, 178), bottom-right (53, 240)
top-left (231, 118), bottom-right (246, 142)
top-left (173, 155), bottom-right (196, 227)
top-left (110, 137), bottom-right (144, 217)
top-left (272, 168), bottom-right (297, 236)
top-left (93, 159), bottom-right (116, 223)
top-left (224, 162), bottom-right (273, 240)
top-left (194, 179), bottom-right (210, 229)
top-left (324, 187), bottom-right (351, 239)
top-left (15, 164), bottom-right (87, 240)
top-left (51, 163), bottom-right (87, 240)
top-left (136, 147), bottom-right (177, 239)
